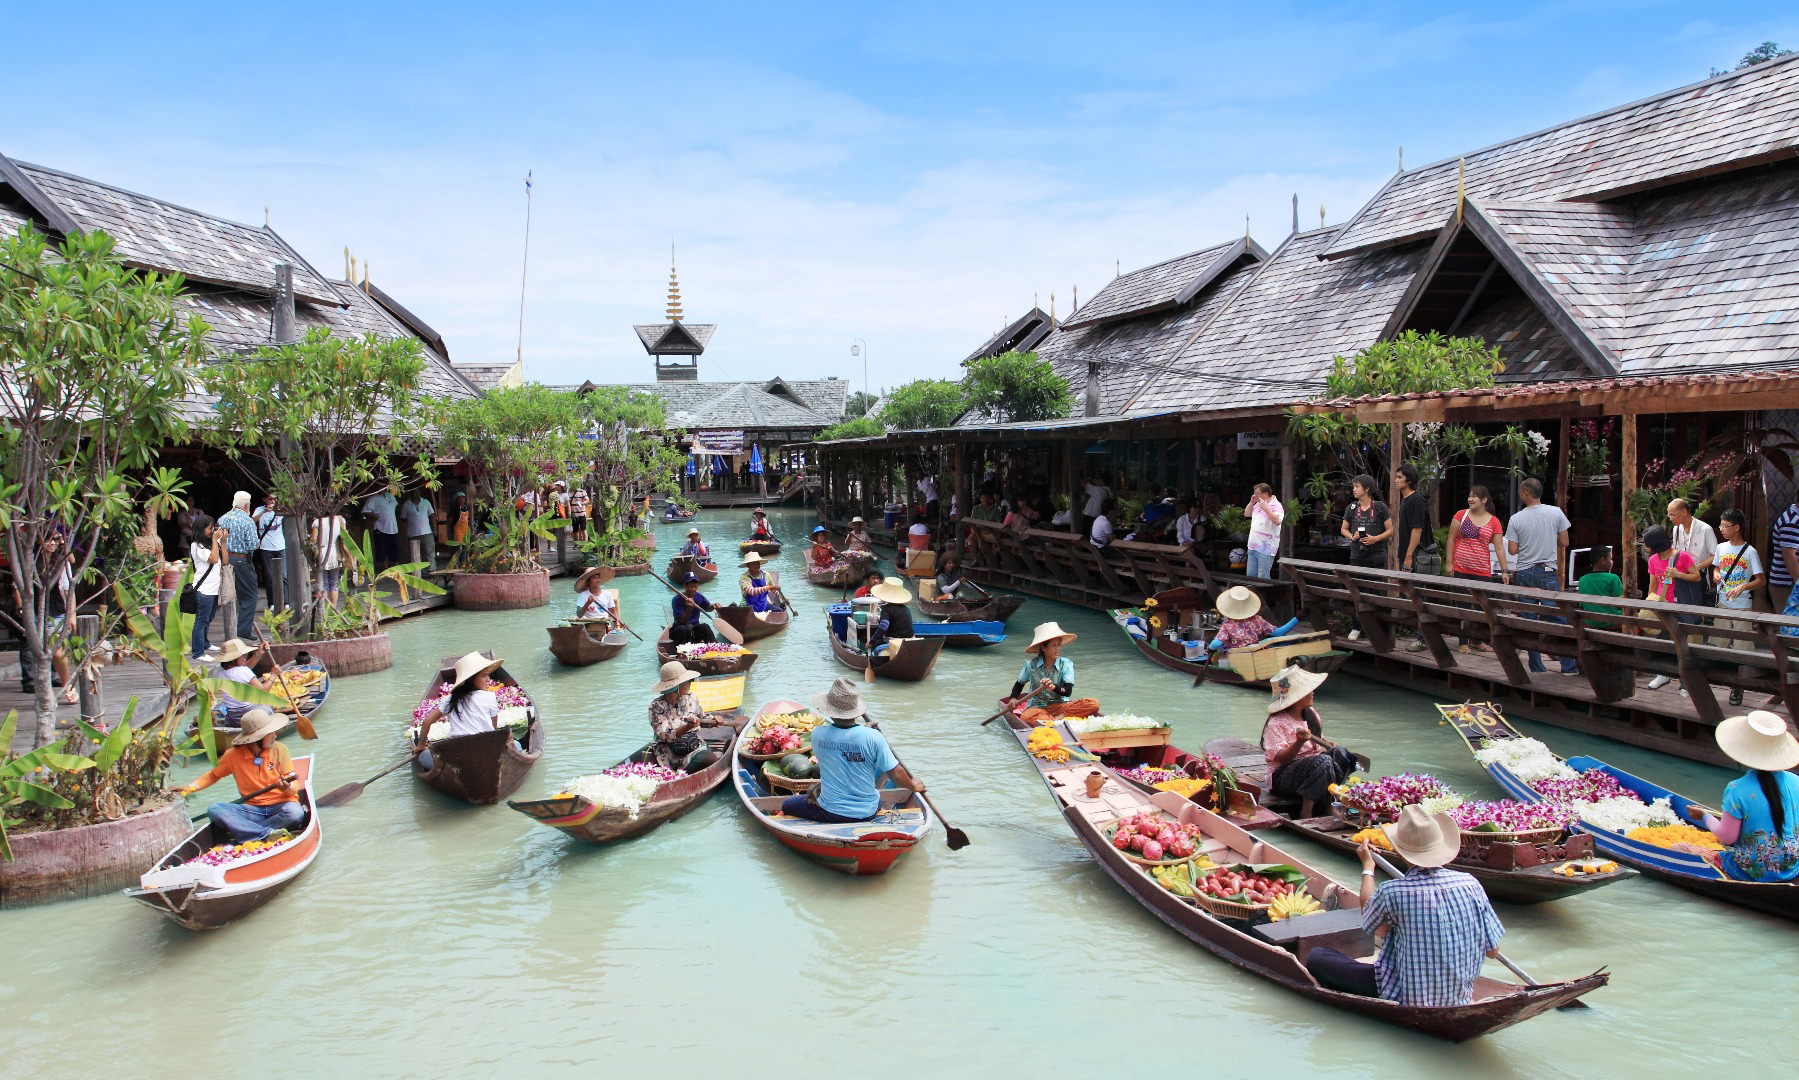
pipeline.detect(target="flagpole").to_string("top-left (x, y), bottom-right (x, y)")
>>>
top-left (516, 170), bottom-right (533, 368)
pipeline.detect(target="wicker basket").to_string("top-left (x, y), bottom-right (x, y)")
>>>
top-left (762, 767), bottom-right (820, 795)
top-left (1191, 891), bottom-right (1273, 920)
top-left (1457, 825), bottom-right (1565, 852)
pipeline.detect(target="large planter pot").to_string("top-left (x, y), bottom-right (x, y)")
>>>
top-left (609, 562), bottom-right (651, 577)
top-left (265, 633), bottom-right (393, 676)
top-left (452, 569), bottom-right (550, 610)
top-left (0, 799), bottom-right (191, 908)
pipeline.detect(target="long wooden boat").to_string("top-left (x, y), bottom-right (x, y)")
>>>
top-left (1443, 701), bottom-right (1799, 921)
top-left (125, 755), bottom-right (322, 930)
top-left (826, 624), bottom-right (945, 681)
top-left (716, 604), bottom-right (791, 641)
top-left (411, 654), bottom-right (544, 805)
top-left (806, 553), bottom-right (873, 588)
top-left (739, 539), bottom-right (782, 557)
top-left (661, 507), bottom-right (696, 522)
top-left (509, 713), bottom-right (746, 843)
top-left (546, 622), bottom-right (628, 666)
top-left (201, 659), bottom-right (331, 755)
top-left (1108, 607), bottom-right (1349, 689)
top-left (667, 554), bottom-right (718, 583)
top-left (996, 714), bottom-right (1605, 1039)
top-left (655, 626), bottom-right (759, 675)
top-left (731, 699), bottom-right (931, 875)
top-left (917, 592), bottom-right (1025, 625)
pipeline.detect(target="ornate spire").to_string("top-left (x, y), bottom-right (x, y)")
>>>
top-left (665, 242), bottom-right (684, 322)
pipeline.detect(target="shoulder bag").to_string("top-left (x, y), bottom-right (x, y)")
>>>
top-left (178, 557), bottom-right (217, 615)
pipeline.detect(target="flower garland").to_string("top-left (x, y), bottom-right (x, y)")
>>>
top-left (1066, 714), bottom-right (1166, 733)
top-left (1451, 800), bottom-right (1574, 832)
top-left (676, 641), bottom-right (748, 658)
top-left (189, 835), bottom-right (292, 867)
top-left (1333, 773), bottom-right (1459, 824)
top-left (1473, 737), bottom-right (1577, 784)
top-left (554, 762), bottom-right (685, 818)
top-left (1528, 769), bottom-right (1633, 805)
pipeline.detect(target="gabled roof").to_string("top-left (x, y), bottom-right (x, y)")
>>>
top-left (684, 382), bottom-right (833, 428)
top-left (453, 362), bottom-right (521, 390)
top-left (963, 307), bottom-right (1056, 363)
top-left (365, 280), bottom-right (449, 359)
top-left (633, 322), bottom-right (716, 354)
top-left (2, 155), bottom-right (344, 305)
top-left (552, 378), bottom-right (843, 430)
top-left (1324, 53), bottom-right (1799, 259)
top-left (1060, 238), bottom-right (1266, 330)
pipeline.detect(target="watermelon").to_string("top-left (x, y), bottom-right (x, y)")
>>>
top-left (780, 753), bottom-right (818, 780)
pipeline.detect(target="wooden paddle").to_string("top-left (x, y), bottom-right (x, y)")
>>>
top-left (1367, 848), bottom-right (1587, 1010)
top-left (869, 720), bottom-right (968, 850)
top-left (1190, 645), bottom-right (1218, 687)
top-left (186, 772), bottom-right (295, 822)
top-left (315, 749), bottom-right (421, 808)
top-left (648, 569), bottom-right (745, 646)
top-left (981, 695), bottom-right (1026, 726)
top-left (253, 624), bottom-right (316, 740)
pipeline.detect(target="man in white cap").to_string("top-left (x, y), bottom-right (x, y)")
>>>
top-left (1303, 804), bottom-right (1504, 1006)
top-left (780, 678), bottom-right (924, 823)
top-left (1685, 710), bottom-right (1799, 881)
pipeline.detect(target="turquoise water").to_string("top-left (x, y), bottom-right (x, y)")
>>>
top-left (1, 507), bottom-right (1793, 1078)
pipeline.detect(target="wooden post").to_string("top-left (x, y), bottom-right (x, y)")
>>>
top-left (1063, 442), bottom-right (1079, 534)
top-left (1620, 411), bottom-right (1638, 596)
top-left (953, 442), bottom-right (968, 553)
top-left (1387, 422), bottom-right (1404, 571)
top-left (1278, 429), bottom-right (1296, 557)
top-left (1555, 417), bottom-right (1571, 509)
top-left (75, 613), bottom-right (104, 726)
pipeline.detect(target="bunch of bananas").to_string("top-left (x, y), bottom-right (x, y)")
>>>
top-left (1267, 891), bottom-right (1324, 921)
top-left (1028, 727), bottom-right (1069, 763)
top-left (1151, 863), bottom-right (1194, 897)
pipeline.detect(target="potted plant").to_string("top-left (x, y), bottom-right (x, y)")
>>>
top-left (1569, 418), bottom-right (1615, 485)
top-left (263, 533), bottom-right (443, 672)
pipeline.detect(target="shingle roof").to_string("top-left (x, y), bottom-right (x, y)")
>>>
top-left (1125, 229), bottom-right (1428, 416)
top-left (768, 378), bottom-right (847, 419)
top-left (633, 322), bottom-right (716, 352)
top-left (1060, 240), bottom-right (1262, 330)
top-left (963, 308), bottom-right (1056, 363)
top-left (453, 363), bottom-right (520, 390)
top-left (685, 382), bottom-right (832, 428)
top-left (548, 378), bottom-right (842, 431)
top-left (1323, 53), bottom-right (1799, 259)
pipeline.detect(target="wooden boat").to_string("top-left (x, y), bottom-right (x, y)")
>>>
top-left (909, 619), bottom-right (1005, 649)
top-left (1109, 606), bottom-right (1349, 689)
top-left (661, 507), bottom-right (696, 522)
top-left (916, 592), bottom-right (1025, 626)
top-left (546, 621), bottom-right (628, 666)
top-left (716, 603), bottom-right (791, 641)
top-left (655, 625), bottom-right (758, 675)
top-left (826, 621), bottom-right (945, 681)
top-left (806, 553), bottom-right (873, 588)
top-left (1443, 701), bottom-right (1799, 922)
top-left (200, 659), bottom-right (331, 755)
top-left (731, 699), bottom-right (931, 875)
top-left (739, 538), bottom-right (782, 557)
top-left (125, 755), bottom-right (322, 930)
top-left (667, 554), bottom-right (718, 583)
top-left (411, 654), bottom-right (544, 805)
top-left (509, 713), bottom-right (746, 843)
top-left (996, 713), bottom-right (1606, 1039)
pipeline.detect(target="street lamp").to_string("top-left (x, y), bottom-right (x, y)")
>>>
top-left (851, 338), bottom-right (867, 409)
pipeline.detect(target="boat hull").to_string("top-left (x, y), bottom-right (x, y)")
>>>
top-left (917, 593), bottom-right (1025, 626)
top-left (667, 555), bottom-right (718, 583)
top-left (739, 540), bottom-right (782, 557)
top-left (412, 655), bottom-right (543, 805)
top-left (826, 627), bottom-right (944, 681)
top-left (509, 719), bottom-right (741, 843)
top-left (655, 628), bottom-right (759, 674)
top-left (546, 624), bottom-right (627, 666)
top-left (1110, 608), bottom-right (1348, 688)
top-left (716, 605), bottom-right (790, 641)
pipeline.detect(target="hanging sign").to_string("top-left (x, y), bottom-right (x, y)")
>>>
top-left (1236, 431), bottom-right (1280, 451)
top-left (691, 429), bottom-right (744, 455)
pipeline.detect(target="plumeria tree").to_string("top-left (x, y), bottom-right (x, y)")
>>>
top-left (574, 386), bottom-right (688, 566)
top-left (961, 350), bottom-right (1073, 423)
top-left (0, 225), bottom-right (208, 746)
top-left (437, 384), bottom-right (588, 572)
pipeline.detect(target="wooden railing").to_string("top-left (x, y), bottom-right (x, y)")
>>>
top-left (1280, 557), bottom-right (1799, 729)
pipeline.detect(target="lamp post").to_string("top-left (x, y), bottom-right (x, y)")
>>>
top-left (851, 338), bottom-right (867, 409)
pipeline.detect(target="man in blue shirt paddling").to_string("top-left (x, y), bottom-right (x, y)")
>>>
top-left (780, 678), bottom-right (925, 824)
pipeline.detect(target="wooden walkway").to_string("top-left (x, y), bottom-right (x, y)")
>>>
top-left (1, 659), bottom-right (173, 755)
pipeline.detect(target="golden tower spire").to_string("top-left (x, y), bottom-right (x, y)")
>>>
top-left (666, 241), bottom-right (685, 322)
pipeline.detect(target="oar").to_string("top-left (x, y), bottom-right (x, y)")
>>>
top-left (315, 751), bottom-right (420, 808)
top-left (648, 569), bottom-right (745, 646)
top-left (869, 720), bottom-right (968, 850)
top-left (186, 773), bottom-right (295, 822)
top-left (1190, 646), bottom-right (1218, 687)
top-left (1367, 848), bottom-right (1587, 1010)
top-left (981, 695), bottom-right (1025, 726)
top-left (253, 623), bottom-right (315, 740)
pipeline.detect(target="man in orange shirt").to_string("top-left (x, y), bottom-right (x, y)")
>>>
top-left (174, 708), bottom-right (304, 841)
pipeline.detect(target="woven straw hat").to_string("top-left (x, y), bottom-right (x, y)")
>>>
top-left (687, 527), bottom-right (702, 537)
top-left (653, 661), bottom-right (701, 694)
top-left (741, 551), bottom-right (765, 568)
top-left (850, 516), bottom-right (865, 524)
top-left (1267, 665), bottom-right (1329, 713)
top-left (1216, 586), bottom-right (1263, 621)
top-left (574, 565), bottom-right (615, 591)
top-left (1380, 804), bottom-right (1460, 867)
top-left (1025, 621), bottom-right (1076, 654)
top-left (448, 652), bottom-right (503, 691)
top-left (870, 576), bottom-right (912, 604)
top-left (214, 638), bottom-right (258, 663)
top-left (231, 707), bottom-right (290, 745)
top-left (812, 677), bottom-right (867, 722)
top-left (1716, 710), bottom-right (1799, 771)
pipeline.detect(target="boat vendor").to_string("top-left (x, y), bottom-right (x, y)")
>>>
top-left (739, 552), bottom-right (785, 614)
top-left (649, 661), bottom-right (713, 770)
top-left (1304, 804), bottom-right (1505, 1006)
top-left (845, 515), bottom-right (873, 551)
top-left (680, 528), bottom-right (710, 561)
top-left (749, 508), bottom-right (773, 541)
top-left (778, 678), bottom-right (925, 824)
top-left (173, 708), bottom-right (304, 842)
top-left (574, 565), bottom-right (624, 626)
top-left (866, 576), bottom-right (915, 653)
top-left (413, 652), bottom-right (511, 769)
top-left (934, 554), bottom-right (987, 603)
top-left (1682, 710), bottom-right (1799, 881)
top-left (1206, 586), bottom-right (1299, 654)
top-left (670, 573), bottom-right (718, 645)
top-left (1010, 621), bottom-right (1100, 725)
top-left (1261, 666), bottom-right (1368, 818)
top-left (808, 525), bottom-right (838, 569)
top-left (852, 568), bottom-right (884, 598)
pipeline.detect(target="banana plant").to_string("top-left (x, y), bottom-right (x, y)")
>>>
top-left (0, 710), bottom-right (96, 861)
top-left (323, 531), bottom-right (446, 638)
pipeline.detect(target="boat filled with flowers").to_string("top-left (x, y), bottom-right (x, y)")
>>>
top-left (408, 654), bottom-right (543, 805)
top-left (655, 629), bottom-right (758, 675)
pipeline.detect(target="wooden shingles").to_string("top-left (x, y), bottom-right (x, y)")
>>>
top-left (1059, 239), bottom-right (1259, 331)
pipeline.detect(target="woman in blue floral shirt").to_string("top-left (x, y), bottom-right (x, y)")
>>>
top-left (1688, 710), bottom-right (1799, 882)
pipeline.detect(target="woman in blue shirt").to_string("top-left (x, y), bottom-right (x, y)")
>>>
top-left (1008, 622), bottom-right (1100, 725)
top-left (1688, 710), bottom-right (1799, 882)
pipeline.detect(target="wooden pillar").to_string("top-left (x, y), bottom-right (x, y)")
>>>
top-left (1620, 411), bottom-right (1638, 596)
top-left (953, 442), bottom-right (968, 552)
top-left (1555, 417), bottom-right (1571, 509)
top-left (1062, 442), bottom-right (1079, 534)
top-left (1387, 422), bottom-right (1403, 571)
top-left (75, 613), bottom-right (104, 726)
top-left (1278, 429), bottom-right (1296, 557)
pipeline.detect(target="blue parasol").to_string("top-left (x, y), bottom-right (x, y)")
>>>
top-left (685, 454), bottom-right (696, 477)
top-left (748, 443), bottom-right (764, 475)
top-left (711, 455), bottom-right (726, 475)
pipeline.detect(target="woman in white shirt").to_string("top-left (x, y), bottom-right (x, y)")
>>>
top-left (1089, 499), bottom-right (1116, 550)
top-left (312, 511), bottom-right (348, 607)
top-left (1174, 502), bottom-right (1205, 547)
top-left (414, 653), bottom-right (507, 769)
top-left (188, 515), bottom-right (225, 660)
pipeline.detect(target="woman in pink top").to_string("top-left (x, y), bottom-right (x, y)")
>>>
top-left (1244, 484), bottom-right (1284, 579)
top-left (1260, 666), bottom-right (1368, 817)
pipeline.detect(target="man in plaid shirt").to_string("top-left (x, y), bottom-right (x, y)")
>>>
top-left (217, 491), bottom-right (262, 639)
top-left (1305, 805), bottom-right (1504, 1006)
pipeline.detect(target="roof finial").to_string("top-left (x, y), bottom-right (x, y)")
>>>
top-left (1071, 284), bottom-right (1077, 315)
top-left (362, 259), bottom-right (369, 292)
top-left (1398, 145), bottom-right (1404, 173)
top-left (666, 241), bottom-right (684, 322)
top-left (264, 205), bottom-right (270, 227)
top-left (1291, 194), bottom-right (1298, 235)
top-left (1116, 259), bottom-right (1120, 277)
top-left (344, 246), bottom-right (351, 281)
top-left (1320, 203), bottom-right (1326, 229)
top-left (1245, 213), bottom-right (1250, 242)
top-left (1455, 156), bottom-right (1466, 223)
top-left (1050, 291), bottom-right (1055, 320)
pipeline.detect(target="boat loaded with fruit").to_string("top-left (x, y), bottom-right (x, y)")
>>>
top-left (993, 708), bottom-right (1605, 1040)
top-left (1108, 585), bottom-right (1348, 689)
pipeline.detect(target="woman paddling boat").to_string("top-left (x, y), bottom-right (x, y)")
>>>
top-left (1261, 666), bottom-right (1368, 819)
top-left (411, 652), bottom-right (543, 804)
top-left (1006, 622), bottom-right (1100, 726)
top-left (1682, 710), bottom-right (1799, 882)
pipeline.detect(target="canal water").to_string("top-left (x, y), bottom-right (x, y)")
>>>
top-left (2, 507), bottom-right (1791, 1078)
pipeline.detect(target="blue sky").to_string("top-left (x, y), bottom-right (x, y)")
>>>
top-left (7, 3), bottom-right (1796, 392)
